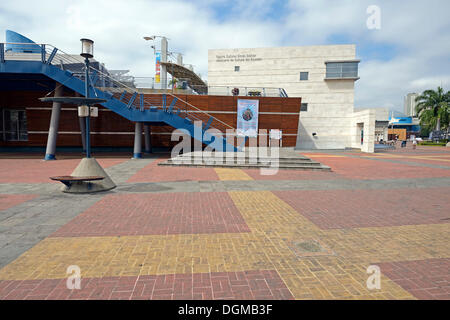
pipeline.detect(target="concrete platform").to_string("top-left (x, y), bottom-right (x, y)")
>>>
top-left (159, 149), bottom-right (331, 171)
top-left (61, 157), bottom-right (116, 193)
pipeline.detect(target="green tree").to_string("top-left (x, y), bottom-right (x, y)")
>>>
top-left (415, 86), bottom-right (450, 131)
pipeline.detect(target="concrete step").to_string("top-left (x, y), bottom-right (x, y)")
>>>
top-left (159, 151), bottom-right (331, 171)
top-left (159, 161), bottom-right (331, 171)
top-left (171, 155), bottom-right (312, 161)
top-left (165, 159), bottom-right (323, 166)
top-left (171, 156), bottom-right (311, 161)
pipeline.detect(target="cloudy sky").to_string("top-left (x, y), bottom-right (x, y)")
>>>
top-left (0, 0), bottom-right (449, 111)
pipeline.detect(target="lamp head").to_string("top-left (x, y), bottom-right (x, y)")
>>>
top-left (80, 38), bottom-right (94, 58)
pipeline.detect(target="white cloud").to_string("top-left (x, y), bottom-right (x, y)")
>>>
top-left (0, 0), bottom-right (449, 112)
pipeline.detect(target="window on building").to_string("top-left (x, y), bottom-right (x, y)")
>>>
top-left (234, 66), bottom-right (240, 72)
top-left (325, 62), bottom-right (359, 79)
top-left (2, 109), bottom-right (28, 141)
top-left (300, 103), bottom-right (308, 112)
top-left (300, 72), bottom-right (309, 81)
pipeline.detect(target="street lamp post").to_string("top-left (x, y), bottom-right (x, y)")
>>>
top-left (143, 35), bottom-right (169, 89)
top-left (80, 38), bottom-right (94, 158)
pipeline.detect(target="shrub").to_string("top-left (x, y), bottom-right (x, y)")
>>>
top-left (418, 141), bottom-right (447, 146)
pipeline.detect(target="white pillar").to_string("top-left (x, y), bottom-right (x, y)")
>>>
top-left (133, 122), bottom-right (143, 158)
top-left (161, 37), bottom-right (168, 90)
top-left (144, 124), bottom-right (151, 153)
top-left (44, 84), bottom-right (64, 160)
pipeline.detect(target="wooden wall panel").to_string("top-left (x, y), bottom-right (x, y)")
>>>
top-left (1, 91), bottom-right (301, 148)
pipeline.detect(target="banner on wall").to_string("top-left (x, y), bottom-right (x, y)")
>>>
top-left (155, 52), bottom-right (161, 83)
top-left (236, 99), bottom-right (259, 137)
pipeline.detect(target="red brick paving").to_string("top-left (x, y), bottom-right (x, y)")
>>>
top-left (0, 194), bottom-right (38, 211)
top-left (274, 188), bottom-right (450, 229)
top-left (0, 158), bottom-right (127, 184)
top-left (243, 169), bottom-right (339, 180)
top-left (0, 270), bottom-right (293, 300)
top-left (308, 155), bottom-right (450, 180)
top-left (127, 159), bottom-right (219, 183)
top-left (50, 192), bottom-right (250, 237)
top-left (394, 158), bottom-right (450, 168)
top-left (377, 258), bottom-right (450, 300)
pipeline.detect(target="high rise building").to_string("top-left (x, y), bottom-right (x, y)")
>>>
top-left (404, 93), bottom-right (419, 117)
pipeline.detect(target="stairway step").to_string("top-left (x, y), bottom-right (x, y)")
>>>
top-left (158, 161), bottom-right (330, 171)
top-left (166, 159), bottom-right (322, 166)
top-left (173, 155), bottom-right (311, 161)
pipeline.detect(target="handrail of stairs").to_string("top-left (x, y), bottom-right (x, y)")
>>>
top-left (42, 44), bottom-right (235, 131)
top-left (2, 42), bottom-right (235, 134)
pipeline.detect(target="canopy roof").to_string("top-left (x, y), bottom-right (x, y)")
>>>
top-left (161, 61), bottom-right (207, 94)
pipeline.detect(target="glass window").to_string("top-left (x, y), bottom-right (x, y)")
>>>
top-left (3, 109), bottom-right (28, 141)
top-left (300, 72), bottom-right (309, 81)
top-left (326, 62), bottom-right (358, 79)
top-left (300, 103), bottom-right (308, 111)
top-left (234, 66), bottom-right (240, 72)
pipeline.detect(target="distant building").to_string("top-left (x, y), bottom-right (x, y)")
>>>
top-left (404, 93), bottom-right (419, 117)
top-left (356, 107), bottom-right (421, 141)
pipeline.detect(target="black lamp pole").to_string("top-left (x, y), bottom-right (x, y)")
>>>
top-left (84, 56), bottom-right (91, 158)
top-left (80, 38), bottom-right (94, 158)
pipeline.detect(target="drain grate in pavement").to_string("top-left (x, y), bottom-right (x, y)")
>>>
top-left (287, 239), bottom-right (335, 258)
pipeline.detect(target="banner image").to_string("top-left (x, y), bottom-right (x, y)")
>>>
top-left (155, 52), bottom-right (161, 83)
top-left (237, 99), bottom-right (259, 137)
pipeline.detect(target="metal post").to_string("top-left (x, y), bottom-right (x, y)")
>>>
top-left (74, 92), bottom-right (86, 152)
top-left (133, 122), bottom-right (143, 158)
top-left (79, 117), bottom-right (86, 152)
top-left (84, 57), bottom-right (91, 158)
top-left (144, 124), bottom-right (151, 153)
top-left (44, 84), bottom-right (64, 160)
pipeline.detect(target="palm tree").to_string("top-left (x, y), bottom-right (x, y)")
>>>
top-left (415, 86), bottom-right (450, 131)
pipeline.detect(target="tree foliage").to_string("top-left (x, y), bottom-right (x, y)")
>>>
top-left (415, 86), bottom-right (450, 131)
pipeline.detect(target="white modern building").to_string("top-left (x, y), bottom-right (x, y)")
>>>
top-left (208, 45), bottom-right (376, 152)
top-left (404, 93), bottom-right (419, 117)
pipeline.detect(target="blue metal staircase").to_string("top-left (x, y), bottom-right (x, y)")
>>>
top-left (0, 42), bottom-right (239, 152)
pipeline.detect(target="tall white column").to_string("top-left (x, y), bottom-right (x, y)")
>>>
top-left (161, 37), bottom-right (168, 90)
top-left (44, 84), bottom-right (64, 160)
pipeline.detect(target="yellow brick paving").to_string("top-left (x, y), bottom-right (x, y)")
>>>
top-left (0, 168), bottom-right (448, 300)
top-left (361, 153), bottom-right (450, 162)
top-left (214, 168), bottom-right (253, 180)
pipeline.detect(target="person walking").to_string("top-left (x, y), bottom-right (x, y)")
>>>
top-left (412, 137), bottom-right (417, 150)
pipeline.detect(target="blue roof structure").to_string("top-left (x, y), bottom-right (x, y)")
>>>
top-left (5, 30), bottom-right (41, 53)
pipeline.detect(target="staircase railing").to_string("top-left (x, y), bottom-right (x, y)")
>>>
top-left (2, 42), bottom-right (235, 137)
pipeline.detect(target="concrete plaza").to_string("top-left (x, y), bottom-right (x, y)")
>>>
top-left (0, 146), bottom-right (449, 300)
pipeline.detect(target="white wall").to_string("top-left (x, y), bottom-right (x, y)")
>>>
top-left (208, 45), bottom-right (375, 152)
top-left (351, 109), bottom-right (376, 153)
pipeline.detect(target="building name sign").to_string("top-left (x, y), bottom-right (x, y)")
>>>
top-left (215, 54), bottom-right (262, 63)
